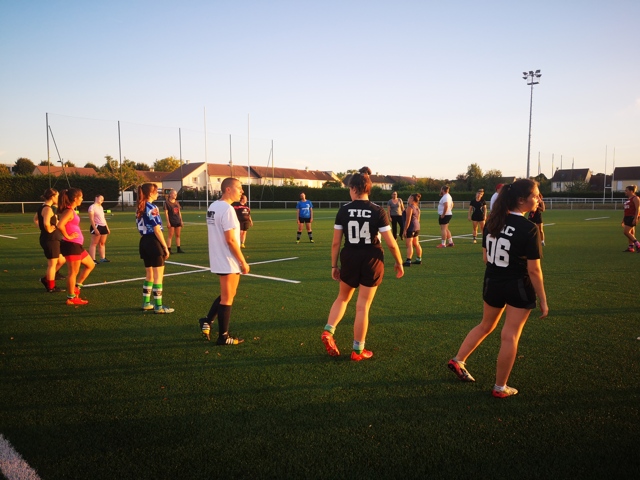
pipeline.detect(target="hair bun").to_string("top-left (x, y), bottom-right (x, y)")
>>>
top-left (359, 166), bottom-right (371, 175)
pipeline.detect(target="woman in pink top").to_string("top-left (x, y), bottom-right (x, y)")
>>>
top-left (57, 188), bottom-right (95, 305)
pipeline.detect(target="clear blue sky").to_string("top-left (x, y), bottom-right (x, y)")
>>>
top-left (1, 0), bottom-right (638, 180)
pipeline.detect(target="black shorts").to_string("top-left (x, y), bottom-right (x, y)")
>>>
top-left (139, 235), bottom-right (165, 268)
top-left (60, 241), bottom-right (84, 258)
top-left (298, 218), bottom-right (311, 224)
top-left (483, 276), bottom-right (536, 310)
top-left (240, 221), bottom-right (251, 231)
top-left (90, 225), bottom-right (109, 235)
top-left (471, 214), bottom-right (485, 222)
top-left (405, 230), bottom-right (420, 238)
top-left (623, 216), bottom-right (636, 227)
top-left (40, 234), bottom-right (61, 259)
top-left (339, 247), bottom-right (385, 288)
top-left (168, 221), bottom-right (183, 228)
top-left (438, 215), bottom-right (452, 225)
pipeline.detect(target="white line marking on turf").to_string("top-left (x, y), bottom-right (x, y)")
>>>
top-left (0, 235), bottom-right (18, 239)
top-left (82, 257), bottom-right (299, 288)
top-left (585, 217), bottom-right (609, 221)
top-left (0, 433), bottom-right (41, 480)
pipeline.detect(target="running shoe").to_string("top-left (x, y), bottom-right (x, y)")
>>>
top-left (492, 385), bottom-right (518, 398)
top-left (321, 331), bottom-right (340, 356)
top-left (624, 246), bottom-right (635, 252)
top-left (40, 277), bottom-right (48, 290)
top-left (142, 302), bottom-right (154, 311)
top-left (448, 243), bottom-right (455, 248)
top-left (66, 297), bottom-right (88, 305)
top-left (310, 239), bottom-right (315, 243)
top-left (199, 318), bottom-right (211, 341)
top-left (350, 349), bottom-right (373, 361)
top-left (100, 258), bottom-right (111, 263)
top-left (93, 258), bottom-right (99, 264)
top-left (437, 244), bottom-right (446, 248)
top-left (217, 335), bottom-right (244, 346)
top-left (403, 260), bottom-right (411, 267)
top-left (473, 239), bottom-right (477, 244)
top-left (296, 240), bottom-right (300, 244)
top-left (447, 358), bottom-right (475, 382)
top-left (48, 286), bottom-right (65, 293)
top-left (412, 259), bottom-right (422, 265)
top-left (241, 243), bottom-right (246, 248)
top-left (154, 306), bottom-right (175, 314)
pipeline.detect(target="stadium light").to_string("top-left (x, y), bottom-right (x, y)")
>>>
top-left (523, 69), bottom-right (542, 179)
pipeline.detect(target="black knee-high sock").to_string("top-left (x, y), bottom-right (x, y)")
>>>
top-left (307, 231), bottom-right (313, 240)
top-left (217, 304), bottom-right (232, 338)
top-left (206, 296), bottom-right (221, 322)
top-left (296, 231), bottom-right (301, 241)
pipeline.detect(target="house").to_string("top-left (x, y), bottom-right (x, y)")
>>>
top-left (550, 168), bottom-right (591, 192)
top-left (342, 173), bottom-right (395, 190)
top-left (136, 170), bottom-right (171, 190)
top-left (32, 166), bottom-right (98, 176)
top-left (161, 162), bottom-right (208, 194)
top-left (250, 166), bottom-right (337, 188)
top-left (612, 166), bottom-right (640, 192)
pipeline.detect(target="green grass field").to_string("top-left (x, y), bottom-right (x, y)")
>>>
top-left (1, 207), bottom-right (638, 479)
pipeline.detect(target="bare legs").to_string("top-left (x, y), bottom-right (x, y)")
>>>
top-left (326, 281), bottom-right (378, 343)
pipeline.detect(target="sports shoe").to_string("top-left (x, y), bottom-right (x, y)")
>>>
top-left (199, 318), bottom-right (211, 341)
top-left (437, 244), bottom-right (446, 248)
top-left (48, 286), bottom-right (65, 293)
top-left (541, 241), bottom-right (546, 246)
top-left (473, 239), bottom-right (477, 244)
top-left (177, 247), bottom-right (184, 253)
top-left (40, 277), bottom-right (48, 290)
top-left (74, 286), bottom-right (81, 296)
top-left (142, 302), bottom-right (154, 311)
top-left (448, 243), bottom-right (455, 248)
top-left (321, 331), bottom-right (340, 356)
top-left (66, 296), bottom-right (88, 305)
top-left (412, 259), bottom-right (422, 265)
top-left (241, 243), bottom-right (245, 248)
top-left (403, 260), bottom-right (411, 267)
top-left (54, 272), bottom-right (66, 280)
top-left (310, 239), bottom-right (315, 243)
top-left (351, 349), bottom-right (373, 361)
top-left (154, 306), bottom-right (175, 314)
top-left (492, 385), bottom-right (518, 398)
top-left (100, 258), bottom-right (111, 263)
top-left (624, 246), bottom-right (635, 252)
top-left (217, 335), bottom-right (244, 346)
top-left (447, 358), bottom-right (475, 382)
top-left (93, 258), bottom-right (99, 264)
top-left (296, 240), bottom-right (300, 244)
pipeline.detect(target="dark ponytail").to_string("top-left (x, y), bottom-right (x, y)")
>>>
top-left (348, 166), bottom-right (372, 195)
top-left (485, 179), bottom-right (537, 238)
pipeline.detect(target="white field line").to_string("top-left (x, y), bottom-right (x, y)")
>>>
top-left (585, 217), bottom-right (609, 221)
top-left (0, 434), bottom-right (41, 480)
top-left (0, 235), bottom-right (18, 239)
top-left (82, 257), bottom-right (299, 288)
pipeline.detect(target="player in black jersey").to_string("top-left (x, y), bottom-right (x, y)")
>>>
top-left (448, 179), bottom-right (548, 398)
top-left (321, 167), bottom-right (404, 361)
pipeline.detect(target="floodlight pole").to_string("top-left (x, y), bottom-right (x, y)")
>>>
top-left (523, 69), bottom-right (542, 179)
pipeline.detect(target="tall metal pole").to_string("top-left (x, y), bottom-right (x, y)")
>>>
top-left (523, 70), bottom-right (541, 179)
top-left (46, 113), bottom-right (51, 188)
top-left (179, 127), bottom-right (183, 202)
top-left (118, 121), bottom-right (123, 211)
top-left (247, 114), bottom-right (251, 204)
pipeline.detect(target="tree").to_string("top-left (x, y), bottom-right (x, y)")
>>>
top-left (13, 157), bottom-right (35, 175)
top-left (483, 169), bottom-right (503, 191)
top-left (0, 165), bottom-right (10, 177)
top-left (99, 155), bottom-right (144, 192)
top-left (135, 163), bottom-right (150, 171)
top-left (84, 162), bottom-right (99, 170)
top-left (153, 156), bottom-right (181, 172)
top-left (39, 160), bottom-right (54, 166)
top-left (322, 180), bottom-right (344, 188)
top-left (62, 160), bottom-right (75, 167)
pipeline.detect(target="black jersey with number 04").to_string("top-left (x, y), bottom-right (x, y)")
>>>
top-left (482, 213), bottom-right (541, 280)
top-left (334, 200), bottom-right (390, 249)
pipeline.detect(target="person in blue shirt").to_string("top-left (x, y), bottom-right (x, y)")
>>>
top-left (136, 183), bottom-right (174, 314)
top-left (296, 192), bottom-right (314, 243)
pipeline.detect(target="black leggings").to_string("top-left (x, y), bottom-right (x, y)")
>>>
top-left (391, 215), bottom-right (404, 239)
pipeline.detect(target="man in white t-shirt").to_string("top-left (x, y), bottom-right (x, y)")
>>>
top-left (437, 185), bottom-right (455, 248)
top-left (489, 183), bottom-right (503, 211)
top-left (200, 177), bottom-right (250, 346)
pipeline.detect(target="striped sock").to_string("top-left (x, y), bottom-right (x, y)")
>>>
top-left (153, 284), bottom-right (163, 308)
top-left (142, 281), bottom-right (153, 304)
top-left (324, 324), bottom-right (336, 335)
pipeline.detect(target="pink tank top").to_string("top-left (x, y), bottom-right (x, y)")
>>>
top-left (63, 210), bottom-right (84, 245)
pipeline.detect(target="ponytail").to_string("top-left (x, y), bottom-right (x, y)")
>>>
top-left (348, 166), bottom-right (372, 195)
top-left (137, 183), bottom-right (158, 218)
top-left (58, 188), bottom-right (82, 212)
top-left (485, 179), bottom-right (536, 238)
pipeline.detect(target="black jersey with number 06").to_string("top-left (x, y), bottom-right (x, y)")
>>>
top-left (482, 213), bottom-right (541, 280)
top-left (334, 200), bottom-right (390, 249)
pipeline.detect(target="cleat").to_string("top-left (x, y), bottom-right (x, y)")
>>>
top-left (199, 318), bottom-right (211, 341)
top-left (492, 385), bottom-right (518, 398)
top-left (66, 297), bottom-right (88, 305)
top-left (93, 258), bottom-right (99, 264)
top-left (447, 358), bottom-right (475, 382)
top-left (350, 349), bottom-right (373, 361)
top-left (241, 243), bottom-right (245, 248)
top-left (100, 258), bottom-right (111, 263)
top-left (321, 331), bottom-right (340, 356)
top-left (177, 247), bottom-right (184, 253)
top-left (47, 286), bottom-right (65, 293)
top-left (296, 240), bottom-right (300, 244)
top-left (154, 306), bottom-right (175, 314)
top-left (216, 335), bottom-right (244, 346)
top-left (412, 259), bottom-right (422, 265)
top-left (403, 260), bottom-right (411, 267)
top-left (624, 246), bottom-right (635, 252)
top-left (448, 243), bottom-right (455, 247)
top-left (310, 239), bottom-right (315, 243)
top-left (40, 277), bottom-right (48, 290)
top-left (473, 239), bottom-right (477, 244)
top-left (437, 244), bottom-right (446, 248)
top-left (142, 302), bottom-right (154, 311)
top-left (541, 241), bottom-right (545, 246)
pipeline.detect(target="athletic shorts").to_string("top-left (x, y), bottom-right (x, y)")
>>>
top-left (623, 216), bottom-right (636, 227)
top-left (339, 247), bottom-right (385, 288)
top-left (239, 221), bottom-right (251, 231)
top-left (168, 221), bottom-right (183, 228)
top-left (483, 276), bottom-right (536, 310)
top-left (139, 235), bottom-right (165, 268)
top-left (405, 230), bottom-right (420, 238)
top-left (298, 218), bottom-right (311, 224)
top-left (471, 214), bottom-right (485, 222)
top-left (438, 215), bottom-right (452, 225)
top-left (90, 225), bottom-right (109, 235)
top-left (40, 234), bottom-right (61, 259)
top-left (60, 241), bottom-right (88, 261)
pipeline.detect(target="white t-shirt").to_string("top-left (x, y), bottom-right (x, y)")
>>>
top-left (438, 193), bottom-right (453, 216)
top-left (88, 203), bottom-right (106, 226)
top-left (207, 200), bottom-right (241, 274)
top-left (490, 192), bottom-right (500, 210)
